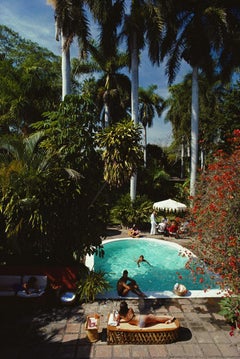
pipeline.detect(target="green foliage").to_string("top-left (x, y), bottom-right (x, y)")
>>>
top-left (219, 296), bottom-right (240, 326)
top-left (32, 95), bottom-right (99, 171)
top-left (0, 25), bottom-right (61, 134)
top-left (138, 166), bottom-right (179, 202)
top-left (111, 194), bottom-right (152, 228)
top-left (139, 85), bottom-right (165, 129)
top-left (165, 75), bottom-right (240, 161)
top-left (0, 95), bottom-right (110, 264)
top-left (97, 120), bottom-right (143, 187)
top-left (76, 270), bottom-right (111, 303)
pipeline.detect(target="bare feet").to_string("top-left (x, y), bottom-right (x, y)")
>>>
top-left (165, 316), bottom-right (175, 324)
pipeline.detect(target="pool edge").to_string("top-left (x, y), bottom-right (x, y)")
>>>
top-left (85, 237), bottom-right (224, 299)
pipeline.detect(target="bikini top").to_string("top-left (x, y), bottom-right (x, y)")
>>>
top-left (121, 310), bottom-right (136, 322)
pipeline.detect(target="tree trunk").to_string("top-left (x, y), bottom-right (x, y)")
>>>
top-left (143, 126), bottom-right (147, 168)
top-left (130, 31), bottom-right (139, 202)
top-left (190, 66), bottom-right (199, 198)
top-left (181, 139), bottom-right (184, 179)
top-left (103, 90), bottom-right (110, 128)
top-left (61, 33), bottom-right (71, 100)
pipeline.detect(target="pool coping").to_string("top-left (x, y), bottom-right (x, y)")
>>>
top-left (85, 237), bottom-right (226, 299)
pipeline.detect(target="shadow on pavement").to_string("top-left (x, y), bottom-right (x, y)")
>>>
top-left (0, 300), bottom-right (93, 359)
top-left (178, 326), bottom-right (192, 341)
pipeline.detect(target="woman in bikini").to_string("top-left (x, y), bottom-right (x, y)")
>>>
top-left (116, 301), bottom-right (175, 328)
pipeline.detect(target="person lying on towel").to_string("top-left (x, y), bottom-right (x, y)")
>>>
top-left (116, 301), bottom-right (175, 328)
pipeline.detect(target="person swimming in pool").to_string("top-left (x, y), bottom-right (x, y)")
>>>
top-left (136, 255), bottom-right (152, 267)
top-left (117, 270), bottom-right (146, 297)
top-left (116, 301), bottom-right (175, 327)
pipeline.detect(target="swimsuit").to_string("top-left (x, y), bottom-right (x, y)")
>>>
top-left (139, 315), bottom-right (145, 328)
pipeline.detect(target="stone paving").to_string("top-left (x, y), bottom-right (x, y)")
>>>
top-left (0, 296), bottom-right (239, 359)
top-left (0, 228), bottom-right (239, 358)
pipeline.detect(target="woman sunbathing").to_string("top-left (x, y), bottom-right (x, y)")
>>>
top-left (116, 301), bottom-right (175, 328)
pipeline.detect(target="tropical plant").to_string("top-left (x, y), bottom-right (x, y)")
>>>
top-left (0, 95), bottom-right (110, 264)
top-left (72, 45), bottom-right (130, 127)
top-left (138, 85), bottom-right (165, 167)
top-left (162, 0), bottom-right (230, 197)
top-left (0, 132), bottom-right (59, 258)
top-left (96, 119), bottom-right (143, 188)
top-left (121, 0), bottom-right (165, 201)
top-left (0, 25), bottom-right (61, 134)
top-left (165, 73), bottom-right (231, 166)
top-left (76, 269), bottom-right (111, 302)
top-left (111, 193), bottom-right (152, 228)
top-left (47, 0), bottom-right (90, 99)
top-left (218, 2), bottom-right (240, 82)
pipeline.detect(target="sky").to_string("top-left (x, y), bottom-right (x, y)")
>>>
top-left (0, 0), bottom-right (191, 146)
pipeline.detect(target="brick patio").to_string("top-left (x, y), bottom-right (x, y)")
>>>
top-left (0, 228), bottom-right (239, 358)
top-left (0, 296), bottom-right (239, 359)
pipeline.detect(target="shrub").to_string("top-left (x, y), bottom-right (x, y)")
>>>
top-left (76, 270), bottom-right (111, 303)
top-left (189, 130), bottom-right (240, 294)
top-left (111, 194), bottom-right (152, 228)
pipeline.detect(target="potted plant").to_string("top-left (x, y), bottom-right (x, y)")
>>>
top-left (76, 270), bottom-right (111, 302)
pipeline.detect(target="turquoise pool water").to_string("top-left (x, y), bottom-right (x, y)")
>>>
top-left (93, 238), bottom-right (219, 293)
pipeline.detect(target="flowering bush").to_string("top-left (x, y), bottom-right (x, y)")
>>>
top-left (188, 130), bottom-right (240, 334)
top-left (219, 296), bottom-right (240, 336)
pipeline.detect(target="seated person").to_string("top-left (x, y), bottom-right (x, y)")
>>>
top-left (167, 220), bottom-right (179, 235)
top-left (128, 224), bottom-right (140, 238)
top-left (23, 276), bottom-right (40, 294)
top-left (157, 221), bottom-right (167, 234)
top-left (117, 270), bottom-right (146, 297)
top-left (136, 255), bottom-right (151, 267)
top-left (179, 219), bottom-right (190, 234)
top-left (116, 301), bottom-right (175, 327)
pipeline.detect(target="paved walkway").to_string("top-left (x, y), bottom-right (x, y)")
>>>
top-left (0, 228), bottom-right (239, 358)
top-left (0, 297), bottom-right (239, 358)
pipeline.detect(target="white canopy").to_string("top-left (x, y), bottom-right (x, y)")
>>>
top-left (153, 198), bottom-right (187, 213)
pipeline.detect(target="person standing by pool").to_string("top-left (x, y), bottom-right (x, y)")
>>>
top-left (150, 210), bottom-right (157, 234)
top-left (117, 270), bottom-right (146, 297)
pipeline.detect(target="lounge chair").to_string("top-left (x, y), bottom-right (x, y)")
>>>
top-left (107, 314), bottom-right (180, 344)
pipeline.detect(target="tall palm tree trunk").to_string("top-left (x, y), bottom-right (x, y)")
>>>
top-left (130, 31), bottom-right (139, 202)
top-left (61, 34), bottom-right (71, 100)
top-left (143, 126), bottom-right (147, 168)
top-left (190, 66), bottom-right (199, 198)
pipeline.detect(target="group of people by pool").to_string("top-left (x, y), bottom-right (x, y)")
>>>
top-left (128, 212), bottom-right (189, 239)
top-left (150, 211), bottom-right (190, 237)
top-left (116, 269), bottom-right (175, 327)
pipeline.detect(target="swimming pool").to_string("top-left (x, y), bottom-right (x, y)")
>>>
top-left (86, 238), bottom-right (222, 298)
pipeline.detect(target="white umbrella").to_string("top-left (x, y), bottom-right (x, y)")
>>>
top-left (153, 198), bottom-right (187, 213)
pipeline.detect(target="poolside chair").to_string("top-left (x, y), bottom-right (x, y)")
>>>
top-left (107, 314), bottom-right (180, 344)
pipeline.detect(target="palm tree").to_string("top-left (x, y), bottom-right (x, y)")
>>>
top-left (218, 2), bottom-right (240, 82)
top-left (121, 0), bottom-right (165, 201)
top-left (72, 44), bottom-right (131, 127)
top-left (162, 0), bottom-right (229, 197)
top-left (138, 85), bottom-right (165, 167)
top-left (0, 132), bottom-right (52, 252)
top-left (47, 0), bottom-right (90, 100)
top-left (74, 1), bottom-right (130, 127)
